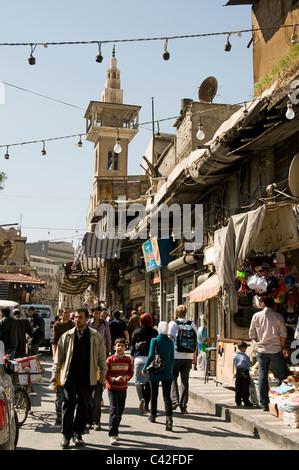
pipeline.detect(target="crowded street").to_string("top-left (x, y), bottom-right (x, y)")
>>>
top-left (14, 350), bottom-right (280, 453)
top-left (1, 1), bottom-right (299, 456)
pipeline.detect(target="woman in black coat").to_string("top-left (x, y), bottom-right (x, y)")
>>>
top-left (130, 313), bottom-right (158, 414)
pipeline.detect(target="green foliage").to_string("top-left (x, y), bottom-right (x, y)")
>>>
top-left (254, 43), bottom-right (299, 96)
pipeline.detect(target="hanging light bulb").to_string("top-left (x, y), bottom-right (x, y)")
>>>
top-left (41, 141), bottom-right (46, 155)
top-left (196, 121), bottom-right (205, 140)
top-left (291, 25), bottom-right (298, 45)
top-left (286, 101), bottom-right (295, 120)
top-left (113, 129), bottom-right (122, 153)
top-left (95, 42), bottom-right (103, 63)
top-left (162, 39), bottom-right (170, 60)
top-left (4, 146), bottom-right (9, 160)
top-left (76, 135), bottom-right (83, 147)
top-left (243, 102), bottom-right (249, 116)
top-left (28, 44), bottom-right (37, 65)
top-left (225, 34), bottom-right (232, 52)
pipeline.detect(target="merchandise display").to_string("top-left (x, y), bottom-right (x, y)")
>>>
top-left (235, 250), bottom-right (299, 427)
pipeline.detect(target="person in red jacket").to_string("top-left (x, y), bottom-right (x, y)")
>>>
top-left (106, 337), bottom-right (133, 445)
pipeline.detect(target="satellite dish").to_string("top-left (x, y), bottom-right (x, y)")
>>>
top-left (0, 238), bottom-right (17, 261)
top-left (198, 77), bottom-right (218, 103)
top-left (289, 153), bottom-right (299, 197)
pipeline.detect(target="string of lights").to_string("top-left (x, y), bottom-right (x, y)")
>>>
top-left (0, 86), bottom-right (295, 159)
top-left (0, 23), bottom-right (298, 47)
top-left (0, 23), bottom-right (297, 63)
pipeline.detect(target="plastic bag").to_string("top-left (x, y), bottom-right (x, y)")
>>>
top-left (197, 351), bottom-right (207, 371)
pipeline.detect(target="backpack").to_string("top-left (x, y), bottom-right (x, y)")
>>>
top-left (175, 320), bottom-right (197, 353)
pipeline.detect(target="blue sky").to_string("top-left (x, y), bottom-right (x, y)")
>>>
top-left (0, 0), bottom-right (253, 248)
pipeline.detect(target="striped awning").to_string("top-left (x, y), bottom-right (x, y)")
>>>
top-left (188, 273), bottom-right (220, 303)
top-left (72, 232), bottom-right (121, 272)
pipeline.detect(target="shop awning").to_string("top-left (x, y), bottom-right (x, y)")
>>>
top-left (189, 273), bottom-right (220, 303)
top-left (72, 232), bottom-right (121, 272)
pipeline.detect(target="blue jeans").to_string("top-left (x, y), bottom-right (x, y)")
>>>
top-left (257, 351), bottom-right (289, 406)
top-left (55, 385), bottom-right (64, 415)
top-left (108, 389), bottom-right (126, 437)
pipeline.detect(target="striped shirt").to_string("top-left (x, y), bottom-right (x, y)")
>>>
top-left (106, 354), bottom-right (133, 391)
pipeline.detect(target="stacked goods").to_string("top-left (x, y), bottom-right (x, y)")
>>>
top-left (280, 394), bottom-right (299, 428)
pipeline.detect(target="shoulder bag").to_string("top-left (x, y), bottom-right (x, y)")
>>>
top-left (144, 338), bottom-right (165, 374)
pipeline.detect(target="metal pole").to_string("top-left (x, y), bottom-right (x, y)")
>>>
top-left (151, 97), bottom-right (155, 165)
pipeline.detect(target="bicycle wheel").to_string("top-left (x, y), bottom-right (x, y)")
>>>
top-left (14, 387), bottom-right (31, 425)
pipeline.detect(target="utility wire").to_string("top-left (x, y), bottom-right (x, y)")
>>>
top-left (3, 82), bottom-right (85, 110)
top-left (0, 88), bottom-right (290, 150)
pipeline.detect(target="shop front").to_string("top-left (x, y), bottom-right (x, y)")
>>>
top-left (211, 203), bottom-right (299, 393)
top-left (189, 272), bottom-right (222, 375)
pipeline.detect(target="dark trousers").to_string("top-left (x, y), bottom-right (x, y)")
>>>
top-left (257, 351), bottom-right (289, 406)
top-left (171, 359), bottom-right (192, 411)
top-left (136, 383), bottom-right (151, 409)
top-left (108, 389), bottom-right (127, 437)
top-left (55, 385), bottom-right (64, 415)
top-left (88, 380), bottom-right (103, 425)
top-left (62, 377), bottom-right (92, 439)
top-left (235, 369), bottom-right (251, 405)
top-left (150, 381), bottom-right (172, 417)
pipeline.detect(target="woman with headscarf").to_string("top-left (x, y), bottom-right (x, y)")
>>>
top-left (130, 313), bottom-right (158, 414)
top-left (142, 321), bottom-right (175, 431)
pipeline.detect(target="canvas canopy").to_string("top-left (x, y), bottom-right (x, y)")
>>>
top-left (189, 273), bottom-right (220, 303)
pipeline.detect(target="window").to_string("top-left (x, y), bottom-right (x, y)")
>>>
top-left (108, 151), bottom-right (119, 171)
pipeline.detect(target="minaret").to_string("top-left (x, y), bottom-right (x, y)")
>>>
top-left (101, 46), bottom-right (123, 104)
top-left (84, 47), bottom-right (141, 223)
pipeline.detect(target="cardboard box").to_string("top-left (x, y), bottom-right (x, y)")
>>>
top-left (269, 403), bottom-right (279, 418)
top-left (16, 356), bottom-right (42, 385)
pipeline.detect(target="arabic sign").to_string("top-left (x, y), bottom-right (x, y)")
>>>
top-left (255, 205), bottom-right (299, 252)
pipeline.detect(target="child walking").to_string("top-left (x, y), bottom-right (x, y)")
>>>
top-left (106, 337), bottom-right (133, 445)
top-left (233, 341), bottom-right (253, 407)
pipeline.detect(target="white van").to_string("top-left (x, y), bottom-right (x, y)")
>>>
top-left (0, 300), bottom-right (19, 312)
top-left (21, 304), bottom-right (55, 349)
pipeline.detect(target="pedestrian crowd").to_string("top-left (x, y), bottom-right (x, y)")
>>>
top-left (49, 303), bottom-right (197, 449)
top-left (0, 293), bottom-right (289, 449)
top-left (0, 305), bottom-right (45, 359)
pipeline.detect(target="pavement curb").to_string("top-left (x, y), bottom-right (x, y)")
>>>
top-left (188, 376), bottom-right (299, 451)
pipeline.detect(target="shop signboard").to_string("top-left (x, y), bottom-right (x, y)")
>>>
top-left (255, 205), bottom-right (299, 252)
top-left (129, 280), bottom-right (146, 299)
top-left (142, 238), bottom-right (174, 272)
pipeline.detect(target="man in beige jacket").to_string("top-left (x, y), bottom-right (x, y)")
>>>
top-left (51, 307), bottom-right (107, 449)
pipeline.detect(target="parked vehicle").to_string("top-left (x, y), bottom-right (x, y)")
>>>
top-left (21, 304), bottom-right (54, 349)
top-left (0, 341), bottom-right (18, 450)
top-left (0, 300), bottom-right (19, 313)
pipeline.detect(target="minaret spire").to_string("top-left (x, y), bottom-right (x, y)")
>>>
top-left (101, 45), bottom-right (123, 104)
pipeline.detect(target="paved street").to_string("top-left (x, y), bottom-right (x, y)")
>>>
top-left (13, 352), bottom-right (281, 453)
